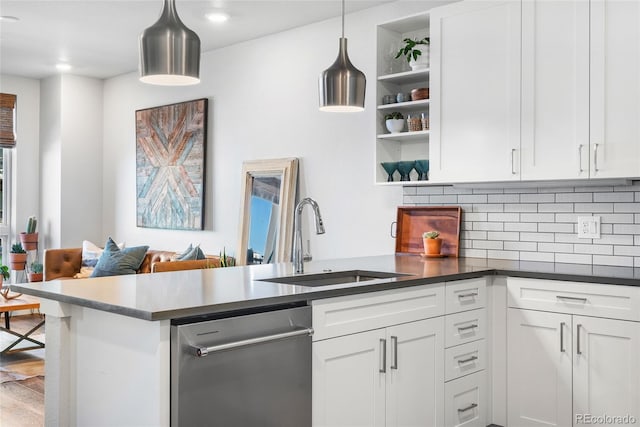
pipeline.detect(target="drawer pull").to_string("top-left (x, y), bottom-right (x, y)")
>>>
top-left (576, 324), bottom-right (582, 355)
top-left (390, 336), bottom-right (398, 370)
top-left (458, 402), bottom-right (478, 413)
top-left (556, 295), bottom-right (588, 303)
top-left (457, 355), bottom-right (478, 365)
top-left (458, 292), bottom-right (478, 299)
top-left (457, 324), bottom-right (478, 332)
top-left (560, 322), bottom-right (566, 353)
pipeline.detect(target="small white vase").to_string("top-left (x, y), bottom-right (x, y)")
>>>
top-left (409, 45), bottom-right (430, 71)
top-left (386, 119), bottom-right (405, 133)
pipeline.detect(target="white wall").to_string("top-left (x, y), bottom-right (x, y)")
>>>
top-left (103, 1), bottom-right (443, 260)
top-left (0, 74), bottom-right (40, 248)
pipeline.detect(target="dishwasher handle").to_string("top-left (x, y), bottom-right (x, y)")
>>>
top-left (193, 327), bottom-right (314, 357)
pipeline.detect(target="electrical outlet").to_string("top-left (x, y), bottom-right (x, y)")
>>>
top-left (577, 216), bottom-right (600, 239)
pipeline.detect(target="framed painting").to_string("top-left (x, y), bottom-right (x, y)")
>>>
top-left (136, 98), bottom-right (208, 230)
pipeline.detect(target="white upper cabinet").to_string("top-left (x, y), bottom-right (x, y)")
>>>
top-left (429, 1), bottom-right (521, 183)
top-left (590, 0), bottom-right (640, 178)
top-left (520, 0), bottom-right (589, 180)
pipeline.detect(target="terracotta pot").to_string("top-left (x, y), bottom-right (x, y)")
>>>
top-left (9, 253), bottom-right (27, 270)
top-left (423, 238), bottom-right (442, 255)
top-left (20, 232), bottom-right (38, 251)
top-left (28, 272), bottom-right (43, 282)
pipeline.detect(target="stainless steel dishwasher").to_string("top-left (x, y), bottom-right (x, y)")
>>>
top-left (171, 303), bottom-right (312, 426)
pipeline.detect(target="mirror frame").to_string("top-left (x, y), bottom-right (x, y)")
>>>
top-left (237, 157), bottom-right (298, 265)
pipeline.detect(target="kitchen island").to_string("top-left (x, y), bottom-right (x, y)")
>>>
top-left (12, 255), bottom-right (640, 426)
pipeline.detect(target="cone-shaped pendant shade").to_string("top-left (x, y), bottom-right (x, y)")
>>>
top-left (319, 38), bottom-right (366, 112)
top-left (139, 0), bottom-right (201, 85)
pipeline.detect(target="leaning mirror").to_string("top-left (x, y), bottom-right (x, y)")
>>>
top-left (237, 158), bottom-right (298, 265)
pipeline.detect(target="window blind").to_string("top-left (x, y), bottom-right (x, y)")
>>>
top-left (0, 93), bottom-right (17, 148)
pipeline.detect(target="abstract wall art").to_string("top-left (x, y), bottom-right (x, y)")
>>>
top-left (136, 98), bottom-right (208, 230)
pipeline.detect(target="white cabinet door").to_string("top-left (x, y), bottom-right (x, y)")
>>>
top-left (313, 329), bottom-right (386, 427)
top-left (520, 0), bottom-right (590, 180)
top-left (430, 1), bottom-right (521, 183)
top-left (573, 316), bottom-right (640, 421)
top-left (507, 309), bottom-right (573, 427)
top-left (386, 317), bottom-right (444, 427)
top-left (590, 0), bottom-right (640, 178)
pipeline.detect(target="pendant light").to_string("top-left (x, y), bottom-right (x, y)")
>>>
top-left (319, 0), bottom-right (366, 112)
top-left (139, 0), bottom-right (201, 85)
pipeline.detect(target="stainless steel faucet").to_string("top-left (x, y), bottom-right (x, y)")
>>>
top-left (292, 197), bottom-right (325, 274)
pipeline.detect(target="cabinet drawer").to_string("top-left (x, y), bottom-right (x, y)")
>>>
top-left (446, 278), bottom-right (487, 314)
top-left (507, 277), bottom-right (640, 321)
top-left (445, 309), bottom-right (486, 348)
top-left (312, 283), bottom-right (445, 341)
top-left (445, 371), bottom-right (487, 427)
top-left (444, 340), bottom-right (485, 382)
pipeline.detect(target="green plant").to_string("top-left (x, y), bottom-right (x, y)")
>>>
top-left (395, 37), bottom-right (430, 63)
top-left (30, 262), bottom-right (43, 274)
top-left (219, 248), bottom-right (236, 268)
top-left (423, 230), bottom-right (440, 239)
top-left (11, 242), bottom-right (26, 254)
top-left (385, 112), bottom-right (404, 120)
top-left (0, 265), bottom-right (9, 280)
top-left (25, 215), bottom-right (37, 234)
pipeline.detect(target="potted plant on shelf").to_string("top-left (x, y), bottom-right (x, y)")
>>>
top-left (19, 215), bottom-right (38, 251)
top-left (28, 262), bottom-right (43, 282)
top-left (395, 37), bottom-right (430, 71)
top-left (385, 112), bottom-right (405, 133)
top-left (9, 242), bottom-right (27, 271)
top-left (423, 230), bottom-right (442, 255)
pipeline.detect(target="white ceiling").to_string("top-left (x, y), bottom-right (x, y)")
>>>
top-left (0, 0), bottom-right (390, 80)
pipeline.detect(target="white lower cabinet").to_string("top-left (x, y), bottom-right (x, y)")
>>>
top-left (312, 317), bottom-right (444, 427)
top-left (508, 278), bottom-right (640, 426)
top-left (445, 371), bottom-right (487, 427)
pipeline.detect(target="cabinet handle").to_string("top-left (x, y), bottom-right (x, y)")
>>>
top-left (593, 143), bottom-right (599, 172)
top-left (576, 324), bottom-right (582, 355)
top-left (556, 295), bottom-right (588, 303)
top-left (458, 292), bottom-right (478, 299)
top-left (390, 336), bottom-right (398, 370)
top-left (560, 322), bottom-right (566, 353)
top-left (578, 144), bottom-right (584, 173)
top-left (457, 324), bottom-right (478, 332)
top-left (457, 355), bottom-right (478, 365)
top-left (511, 148), bottom-right (517, 175)
top-left (390, 221), bottom-right (397, 238)
top-left (379, 339), bottom-right (386, 373)
top-left (458, 403), bottom-right (478, 413)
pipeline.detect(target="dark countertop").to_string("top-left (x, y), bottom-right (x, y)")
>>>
top-left (12, 255), bottom-right (640, 321)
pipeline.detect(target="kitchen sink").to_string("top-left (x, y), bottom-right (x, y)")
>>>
top-left (261, 270), bottom-right (412, 287)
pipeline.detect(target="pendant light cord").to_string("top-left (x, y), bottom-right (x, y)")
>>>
top-left (341, 0), bottom-right (345, 39)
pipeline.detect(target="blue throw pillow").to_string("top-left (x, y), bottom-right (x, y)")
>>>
top-left (175, 244), bottom-right (205, 261)
top-left (90, 238), bottom-right (149, 278)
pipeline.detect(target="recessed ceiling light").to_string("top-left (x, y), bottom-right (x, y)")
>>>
top-left (0, 16), bottom-right (20, 22)
top-left (56, 63), bottom-right (72, 72)
top-left (205, 12), bottom-right (229, 23)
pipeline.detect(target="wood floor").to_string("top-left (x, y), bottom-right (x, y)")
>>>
top-left (0, 314), bottom-right (45, 427)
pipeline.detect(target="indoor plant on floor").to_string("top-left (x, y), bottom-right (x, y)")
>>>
top-left (423, 230), bottom-right (442, 255)
top-left (19, 215), bottom-right (38, 251)
top-left (28, 262), bottom-right (43, 282)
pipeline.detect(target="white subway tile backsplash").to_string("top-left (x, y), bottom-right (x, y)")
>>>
top-left (402, 183), bottom-right (640, 267)
top-left (556, 193), bottom-right (592, 202)
top-left (538, 204), bottom-right (573, 213)
top-left (520, 232), bottom-right (555, 242)
top-left (520, 213), bottom-right (555, 223)
top-left (520, 251), bottom-right (555, 262)
top-left (488, 213), bottom-right (520, 222)
top-left (595, 192), bottom-right (634, 202)
top-left (520, 193), bottom-right (555, 203)
top-left (574, 244), bottom-right (613, 255)
top-left (504, 222), bottom-right (537, 232)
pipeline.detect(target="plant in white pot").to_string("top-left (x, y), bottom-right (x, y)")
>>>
top-left (385, 112), bottom-right (405, 133)
top-left (396, 37), bottom-right (430, 71)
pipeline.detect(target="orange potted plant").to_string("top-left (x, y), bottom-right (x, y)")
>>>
top-left (28, 262), bottom-right (43, 282)
top-left (19, 215), bottom-right (38, 251)
top-left (9, 242), bottom-right (27, 271)
top-left (423, 231), bottom-right (442, 255)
